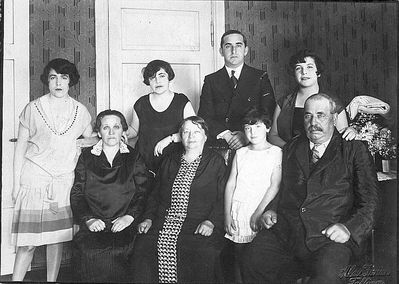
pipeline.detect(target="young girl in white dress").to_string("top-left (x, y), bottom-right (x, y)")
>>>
top-left (224, 106), bottom-right (282, 280)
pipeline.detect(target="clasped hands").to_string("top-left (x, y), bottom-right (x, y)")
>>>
top-left (223, 130), bottom-right (248, 150)
top-left (258, 210), bottom-right (350, 243)
top-left (86, 215), bottom-right (134, 233)
top-left (137, 219), bottom-right (214, 237)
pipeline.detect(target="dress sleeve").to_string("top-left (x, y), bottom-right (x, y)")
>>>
top-left (126, 151), bottom-right (153, 219)
top-left (19, 102), bottom-right (33, 130)
top-left (80, 104), bottom-right (92, 132)
top-left (70, 151), bottom-right (96, 224)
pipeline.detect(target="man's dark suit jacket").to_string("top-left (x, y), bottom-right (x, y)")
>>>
top-left (270, 130), bottom-right (379, 254)
top-left (198, 64), bottom-right (275, 146)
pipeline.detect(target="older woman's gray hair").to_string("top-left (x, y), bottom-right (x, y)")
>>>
top-left (178, 116), bottom-right (209, 137)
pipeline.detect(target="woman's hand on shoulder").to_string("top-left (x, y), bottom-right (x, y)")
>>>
top-left (137, 219), bottom-right (152, 234)
top-left (86, 218), bottom-right (106, 232)
top-left (341, 126), bottom-right (358, 141)
top-left (111, 215), bottom-right (134, 232)
top-left (194, 220), bottom-right (214, 237)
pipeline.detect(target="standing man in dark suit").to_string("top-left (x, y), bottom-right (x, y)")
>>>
top-left (241, 93), bottom-right (379, 284)
top-left (198, 30), bottom-right (276, 150)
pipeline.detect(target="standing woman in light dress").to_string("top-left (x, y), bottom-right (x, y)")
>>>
top-left (11, 58), bottom-right (94, 281)
top-left (126, 60), bottom-right (196, 174)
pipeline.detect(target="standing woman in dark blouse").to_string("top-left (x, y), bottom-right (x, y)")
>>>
top-left (269, 49), bottom-right (357, 148)
top-left (126, 60), bottom-right (196, 173)
top-left (70, 110), bottom-right (151, 283)
top-left (131, 116), bottom-right (228, 283)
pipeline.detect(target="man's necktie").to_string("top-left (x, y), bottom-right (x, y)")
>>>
top-left (231, 70), bottom-right (238, 89)
top-left (311, 145), bottom-right (321, 164)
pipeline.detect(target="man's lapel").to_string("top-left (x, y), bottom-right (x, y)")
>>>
top-left (295, 137), bottom-right (311, 178)
top-left (310, 132), bottom-right (340, 176)
top-left (217, 67), bottom-right (235, 98)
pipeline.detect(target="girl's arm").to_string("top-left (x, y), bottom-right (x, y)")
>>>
top-left (224, 154), bottom-right (239, 235)
top-left (12, 123), bottom-right (30, 203)
top-left (127, 108), bottom-right (140, 139)
top-left (154, 101), bottom-right (195, 156)
top-left (250, 153), bottom-right (282, 230)
top-left (268, 105), bottom-right (286, 148)
top-left (183, 101), bottom-right (196, 118)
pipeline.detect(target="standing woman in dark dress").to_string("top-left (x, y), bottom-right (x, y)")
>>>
top-left (126, 60), bottom-right (196, 173)
top-left (131, 116), bottom-right (228, 283)
top-left (269, 49), bottom-right (357, 148)
top-left (70, 110), bottom-right (151, 282)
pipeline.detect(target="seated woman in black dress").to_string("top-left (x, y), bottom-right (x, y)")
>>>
top-left (131, 116), bottom-right (228, 283)
top-left (70, 110), bottom-right (151, 282)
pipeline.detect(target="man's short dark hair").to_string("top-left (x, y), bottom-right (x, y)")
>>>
top-left (220, 30), bottom-right (247, 48)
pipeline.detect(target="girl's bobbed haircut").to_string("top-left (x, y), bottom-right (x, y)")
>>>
top-left (40, 58), bottom-right (80, 87)
top-left (142, 60), bottom-right (175, 86)
top-left (242, 106), bottom-right (272, 129)
top-left (288, 49), bottom-right (324, 76)
top-left (94, 109), bottom-right (128, 132)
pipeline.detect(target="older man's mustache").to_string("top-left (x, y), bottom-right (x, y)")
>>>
top-left (308, 126), bottom-right (323, 132)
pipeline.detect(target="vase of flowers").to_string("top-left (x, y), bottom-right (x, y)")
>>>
top-left (350, 113), bottom-right (397, 172)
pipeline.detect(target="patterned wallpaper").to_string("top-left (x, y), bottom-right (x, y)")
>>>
top-left (225, 1), bottom-right (397, 130)
top-left (28, 0), bottom-right (397, 126)
top-left (29, 0), bottom-right (96, 121)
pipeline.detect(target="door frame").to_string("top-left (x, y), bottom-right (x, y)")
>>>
top-left (94, 0), bottom-right (225, 113)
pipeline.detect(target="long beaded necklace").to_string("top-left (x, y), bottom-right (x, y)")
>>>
top-left (34, 101), bottom-right (79, 136)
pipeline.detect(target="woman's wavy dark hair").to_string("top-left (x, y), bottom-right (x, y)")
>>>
top-left (94, 109), bottom-right (128, 132)
top-left (288, 49), bottom-right (324, 76)
top-left (40, 58), bottom-right (80, 86)
top-left (242, 106), bottom-right (272, 129)
top-left (178, 116), bottom-right (209, 137)
top-left (142, 59), bottom-right (175, 86)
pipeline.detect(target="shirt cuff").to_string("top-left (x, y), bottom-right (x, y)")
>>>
top-left (217, 130), bottom-right (231, 140)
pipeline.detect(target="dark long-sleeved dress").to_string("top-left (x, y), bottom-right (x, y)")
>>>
top-left (131, 147), bottom-right (228, 283)
top-left (70, 142), bottom-right (151, 282)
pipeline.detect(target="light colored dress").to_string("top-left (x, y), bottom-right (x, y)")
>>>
top-left (225, 145), bottom-right (282, 243)
top-left (11, 94), bottom-right (91, 246)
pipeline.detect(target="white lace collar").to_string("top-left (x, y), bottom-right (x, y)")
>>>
top-left (90, 140), bottom-right (130, 156)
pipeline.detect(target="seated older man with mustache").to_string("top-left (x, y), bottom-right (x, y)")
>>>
top-left (241, 93), bottom-right (379, 284)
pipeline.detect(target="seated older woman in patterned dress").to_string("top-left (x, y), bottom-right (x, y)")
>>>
top-left (131, 116), bottom-right (228, 283)
top-left (70, 110), bottom-right (151, 282)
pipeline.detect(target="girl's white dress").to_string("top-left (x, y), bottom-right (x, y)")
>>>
top-left (225, 145), bottom-right (282, 243)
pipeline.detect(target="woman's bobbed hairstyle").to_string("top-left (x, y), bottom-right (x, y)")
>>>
top-left (40, 58), bottom-right (80, 86)
top-left (142, 60), bottom-right (175, 86)
top-left (242, 106), bottom-right (272, 129)
top-left (179, 116), bottom-right (209, 138)
top-left (94, 109), bottom-right (129, 132)
top-left (288, 49), bottom-right (324, 76)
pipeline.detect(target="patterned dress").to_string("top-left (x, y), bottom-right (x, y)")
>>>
top-left (11, 94), bottom-right (92, 246)
top-left (131, 148), bottom-right (228, 283)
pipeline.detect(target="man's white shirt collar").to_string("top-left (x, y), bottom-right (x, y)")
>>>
top-left (225, 64), bottom-right (244, 79)
top-left (309, 137), bottom-right (332, 158)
